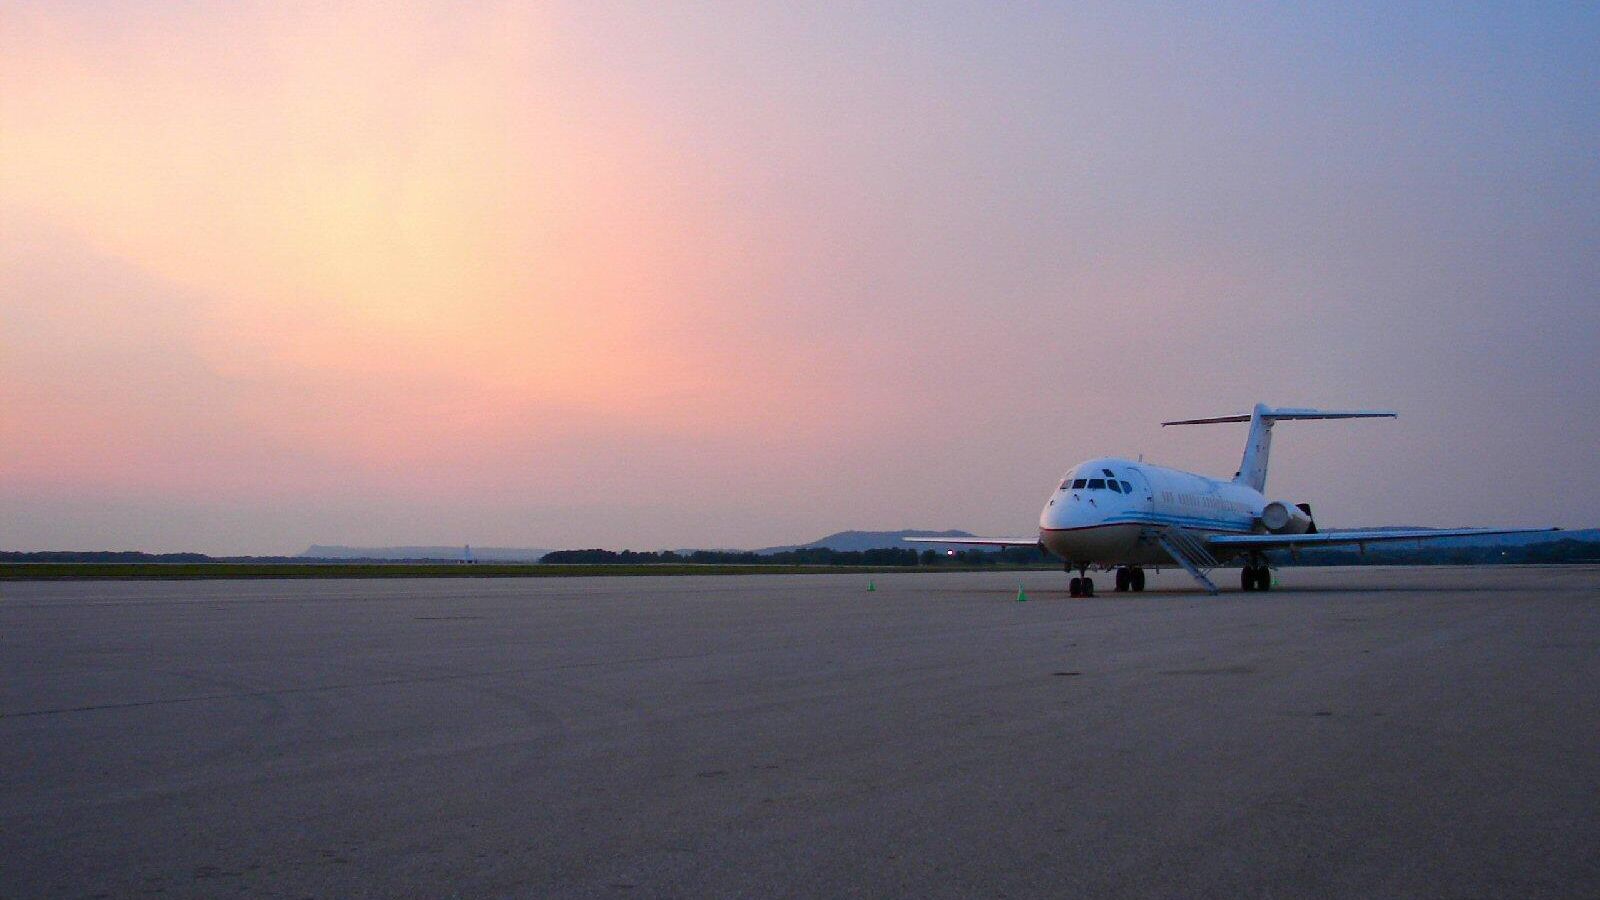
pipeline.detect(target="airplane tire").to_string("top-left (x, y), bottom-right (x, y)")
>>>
top-left (1241, 567), bottom-right (1256, 592)
top-left (1131, 568), bottom-right (1146, 592)
top-left (1083, 577), bottom-right (1095, 597)
top-left (1257, 568), bottom-right (1273, 592)
top-left (1115, 569), bottom-right (1129, 592)
top-left (1069, 577), bottom-right (1082, 597)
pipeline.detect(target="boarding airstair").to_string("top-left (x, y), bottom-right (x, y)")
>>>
top-left (1148, 525), bottom-right (1221, 595)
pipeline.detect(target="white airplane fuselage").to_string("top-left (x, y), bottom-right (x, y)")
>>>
top-left (1038, 458), bottom-right (1265, 566)
top-left (911, 404), bottom-right (1553, 594)
top-left (921, 403), bottom-right (1555, 592)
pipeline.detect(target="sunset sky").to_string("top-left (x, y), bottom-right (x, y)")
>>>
top-left (3, 2), bottom-right (1597, 553)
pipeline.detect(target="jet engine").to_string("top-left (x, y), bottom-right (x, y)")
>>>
top-left (1260, 500), bottom-right (1314, 535)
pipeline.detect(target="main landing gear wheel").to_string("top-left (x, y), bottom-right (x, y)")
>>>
top-left (1240, 565), bottom-right (1272, 592)
top-left (1068, 576), bottom-right (1096, 598)
top-left (1115, 567), bottom-right (1148, 592)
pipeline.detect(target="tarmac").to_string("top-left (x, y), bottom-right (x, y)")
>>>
top-left (3, 566), bottom-right (1597, 898)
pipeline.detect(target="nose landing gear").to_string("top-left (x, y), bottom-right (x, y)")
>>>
top-left (1066, 563), bottom-right (1095, 598)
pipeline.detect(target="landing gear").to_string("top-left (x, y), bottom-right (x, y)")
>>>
top-left (1067, 564), bottom-right (1096, 598)
top-left (1114, 567), bottom-right (1148, 592)
top-left (1240, 564), bottom-right (1272, 592)
top-left (1238, 553), bottom-right (1274, 592)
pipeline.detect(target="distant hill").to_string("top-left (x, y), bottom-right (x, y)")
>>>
top-left (301, 545), bottom-right (550, 562)
top-left (754, 530), bottom-right (987, 554)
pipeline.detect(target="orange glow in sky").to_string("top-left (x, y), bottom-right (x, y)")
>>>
top-left (2, 4), bottom-right (840, 515)
top-left (3, 3), bottom-right (1594, 552)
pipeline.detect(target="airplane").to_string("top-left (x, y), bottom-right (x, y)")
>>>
top-left (909, 403), bottom-right (1556, 595)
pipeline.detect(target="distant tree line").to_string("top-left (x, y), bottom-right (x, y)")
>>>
top-left (1, 550), bottom-right (219, 563)
top-left (930, 546), bottom-right (1053, 565)
top-left (0, 551), bottom-right (421, 564)
top-left (540, 546), bottom-right (1052, 566)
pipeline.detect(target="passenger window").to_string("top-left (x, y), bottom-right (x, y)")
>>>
top-left (1072, 479), bottom-right (1086, 489)
top-left (1087, 478), bottom-right (1106, 489)
top-left (1121, 480), bottom-right (1132, 493)
top-left (1107, 480), bottom-right (1122, 493)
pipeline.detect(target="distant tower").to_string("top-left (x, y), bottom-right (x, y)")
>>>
top-left (463, 544), bottom-right (475, 565)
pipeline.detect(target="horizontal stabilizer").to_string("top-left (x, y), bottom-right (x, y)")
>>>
top-left (1162, 403), bottom-right (1398, 492)
top-left (1163, 407), bottom-right (1396, 427)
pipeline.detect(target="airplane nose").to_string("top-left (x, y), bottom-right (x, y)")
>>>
top-left (1044, 493), bottom-right (1087, 529)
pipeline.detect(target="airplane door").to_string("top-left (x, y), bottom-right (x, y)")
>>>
top-left (1122, 467), bottom-right (1156, 510)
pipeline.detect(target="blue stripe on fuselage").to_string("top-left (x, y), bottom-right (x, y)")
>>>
top-left (1048, 512), bottom-right (1254, 534)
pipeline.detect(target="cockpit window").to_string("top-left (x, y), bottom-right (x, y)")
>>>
top-left (1102, 468), bottom-right (1115, 477)
top-left (1087, 478), bottom-right (1106, 489)
top-left (1120, 480), bottom-right (1132, 493)
top-left (1072, 479), bottom-right (1086, 489)
top-left (1107, 480), bottom-right (1122, 493)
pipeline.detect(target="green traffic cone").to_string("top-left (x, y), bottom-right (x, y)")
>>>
top-left (867, 581), bottom-right (876, 592)
top-left (1017, 586), bottom-right (1028, 602)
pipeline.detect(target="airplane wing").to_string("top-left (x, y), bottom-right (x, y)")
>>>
top-left (903, 536), bottom-right (1040, 548)
top-left (1206, 526), bottom-right (1559, 551)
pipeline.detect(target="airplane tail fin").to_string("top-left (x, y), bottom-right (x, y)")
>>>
top-left (1162, 404), bottom-right (1396, 492)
